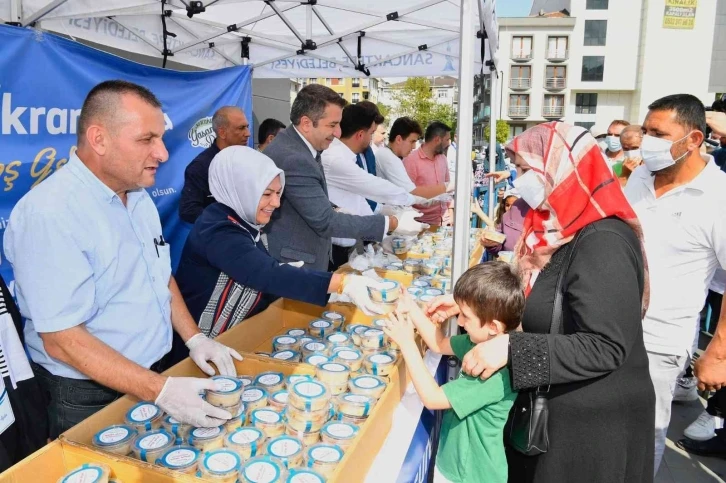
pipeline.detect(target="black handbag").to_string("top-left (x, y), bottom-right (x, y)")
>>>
top-left (505, 230), bottom-right (583, 456)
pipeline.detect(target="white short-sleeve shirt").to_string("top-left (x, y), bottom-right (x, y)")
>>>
top-left (624, 157), bottom-right (726, 356)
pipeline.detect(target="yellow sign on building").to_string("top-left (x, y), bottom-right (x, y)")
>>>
top-left (663, 0), bottom-right (697, 30)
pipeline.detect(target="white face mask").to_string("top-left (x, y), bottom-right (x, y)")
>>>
top-left (624, 149), bottom-right (641, 159)
top-left (640, 133), bottom-right (691, 172)
top-left (512, 169), bottom-right (546, 209)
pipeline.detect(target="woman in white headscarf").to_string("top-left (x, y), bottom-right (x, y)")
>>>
top-left (173, 146), bottom-right (383, 346)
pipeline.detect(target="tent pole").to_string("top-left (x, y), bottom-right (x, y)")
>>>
top-left (487, 68), bottom-right (498, 219)
top-left (10, 0), bottom-right (21, 23)
top-left (450, 0), bottom-right (477, 341)
top-left (21, 0), bottom-right (68, 26)
top-left (306, 4), bottom-right (312, 41)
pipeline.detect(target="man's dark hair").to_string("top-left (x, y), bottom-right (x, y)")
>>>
top-left (258, 118), bottom-right (286, 145)
top-left (290, 84), bottom-right (347, 127)
top-left (648, 94), bottom-right (707, 135)
top-left (453, 261), bottom-right (524, 332)
top-left (77, 80), bottom-right (161, 143)
top-left (609, 119), bottom-right (630, 129)
top-left (388, 116), bottom-right (423, 143)
top-left (424, 121), bottom-right (452, 143)
top-left (340, 101), bottom-right (384, 139)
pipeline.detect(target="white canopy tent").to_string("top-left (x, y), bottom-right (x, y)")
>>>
top-left (1, 0), bottom-right (500, 330)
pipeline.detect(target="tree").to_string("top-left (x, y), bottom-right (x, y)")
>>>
top-left (391, 78), bottom-right (457, 133)
top-left (376, 102), bottom-right (392, 122)
top-left (483, 120), bottom-right (510, 145)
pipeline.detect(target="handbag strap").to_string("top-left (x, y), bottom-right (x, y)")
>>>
top-left (549, 228), bottom-right (586, 336)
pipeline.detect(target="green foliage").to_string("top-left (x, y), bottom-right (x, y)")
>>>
top-left (392, 78), bottom-right (457, 133)
top-left (376, 102), bottom-right (392, 122)
top-left (483, 120), bottom-right (510, 145)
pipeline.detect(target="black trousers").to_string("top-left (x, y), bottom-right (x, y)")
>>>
top-left (329, 245), bottom-right (353, 272)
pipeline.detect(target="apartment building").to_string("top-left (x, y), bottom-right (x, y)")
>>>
top-left (487, 0), bottom-right (719, 142)
top-left (295, 77), bottom-right (382, 104)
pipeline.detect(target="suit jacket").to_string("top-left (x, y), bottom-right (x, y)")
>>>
top-left (264, 126), bottom-right (386, 271)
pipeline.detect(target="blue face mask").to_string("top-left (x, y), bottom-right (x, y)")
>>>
top-left (605, 135), bottom-right (622, 152)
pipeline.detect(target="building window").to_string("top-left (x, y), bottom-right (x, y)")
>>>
top-left (575, 93), bottom-right (598, 114)
top-left (511, 36), bottom-right (533, 60)
top-left (509, 94), bottom-right (530, 117)
top-left (575, 121), bottom-right (596, 130)
top-left (543, 94), bottom-right (565, 117)
top-left (584, 20), bottom-right (607, 46)
top-left (509, 124), bottom-right (526, 139)
top-left (325, 78), bottom-right (331, 86)
top-left (586, 0), bottom-right (608, 9)
top-left (581, 56), bottom-right (605, 82)
top-left (363, 92), bottom-right (370, 100)
top-left (438, 89), bottom-right (447, 98)
top-left (308, 78), bottom-right (317, 84)
top-left (331, 78), bottom-right (340, 86)
top-left (547, 36), bottom-right (568, 59)
top-left (545, 65), bottom-right (567, 89)
top-left (352, 78), bottom-right (361, 87)
top-left (510, 65), bottom-right (531, 89)
top-left (352, 93), bottom-right (360, 103)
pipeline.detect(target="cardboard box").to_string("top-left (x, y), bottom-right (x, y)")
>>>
top-left (0, 439), bottom-right (188, 483)
top-left (58, 299), bottom-right (410, 483)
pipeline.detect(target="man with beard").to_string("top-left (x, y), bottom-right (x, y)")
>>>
top-left (403, 121), bottom-right (453, 226)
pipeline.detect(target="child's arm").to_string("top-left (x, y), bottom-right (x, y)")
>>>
top-left (400, 293), bottom-right (453, 356)
top-left (382, 312), bottom-right (451, 410)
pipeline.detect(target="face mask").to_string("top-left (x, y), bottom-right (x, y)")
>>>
top-left (624, 149), bottom-right (641, 159)
top-left (640, 133), bottom-right (691, 172)
top-left (512, 169), bottom-right (546, 209)
top-left (605, 135), bottom-right (622, 152)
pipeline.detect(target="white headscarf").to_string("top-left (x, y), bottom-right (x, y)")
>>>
top-left (209, 146), bottom-right (285, 231)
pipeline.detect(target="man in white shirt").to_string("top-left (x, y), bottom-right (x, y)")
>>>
top-left (322, 103), bottom-right (427, 268)
top-left (446, 133), bottom-right (458, 179)
top-left (623, 94), bottom-right (726, 474)
top-left (376, 116), bottom-right (454, 199)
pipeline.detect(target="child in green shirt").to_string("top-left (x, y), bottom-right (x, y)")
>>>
top-left (382, 262), bottom-right (523, 483)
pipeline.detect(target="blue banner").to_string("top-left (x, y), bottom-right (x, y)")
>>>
top-left (0, 24), bottom-right (252, 285)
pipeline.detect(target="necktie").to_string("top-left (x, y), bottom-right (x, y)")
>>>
top-left (316, 151), bottom-right (323, 163)
top-left (355, 154), bottom-right (377, 211)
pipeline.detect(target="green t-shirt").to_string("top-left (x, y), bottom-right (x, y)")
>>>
top-left (436, 334), bottom-right (518, 483)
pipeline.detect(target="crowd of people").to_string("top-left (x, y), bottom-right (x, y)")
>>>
top-left (0, 77), bottom-right (726, 483)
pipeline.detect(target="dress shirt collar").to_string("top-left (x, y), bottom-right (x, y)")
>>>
top-left (638, 154), bottom-right (717, 197)
top-left (293, 126), bottom-right (319, 159)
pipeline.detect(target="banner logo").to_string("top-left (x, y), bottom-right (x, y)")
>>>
top-left (188, 116), bottom-right (215, 148)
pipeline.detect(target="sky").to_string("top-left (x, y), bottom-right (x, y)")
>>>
top-left (497, 0), bottom-right (533, 17)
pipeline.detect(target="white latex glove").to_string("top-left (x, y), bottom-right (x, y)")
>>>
top-left (410, 195), bottom-right (439, 207)
top-left (446, 180), bottom-right (456, 192)
top-left (341, 274), bottom-right (386, 316)
top-left (186, 334), bottom-right (243, 377)
top-left (376, 204), bottom-right (403, 217)
top-left (284, 261), bottom-right (305, 268)
top-left (393, 210), bottom-right (429, 236)
top-left (155, 377), bottom-right (232, 427)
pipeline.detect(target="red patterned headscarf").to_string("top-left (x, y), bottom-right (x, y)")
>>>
top-left (509, 122), bottom-right (649, 315)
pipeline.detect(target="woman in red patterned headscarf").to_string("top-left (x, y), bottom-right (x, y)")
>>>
top-left (456, 122), bottom-right (655, 482)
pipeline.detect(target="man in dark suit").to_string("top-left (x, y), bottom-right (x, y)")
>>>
top-left (179, 106), bottom-right (250, 223)
top-left (264, 84), bottom-right (427, 271)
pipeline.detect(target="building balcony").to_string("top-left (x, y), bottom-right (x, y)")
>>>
top-left (546, 50), bottom-right (569, 62)
top-left (511, 50), bottom-right (533, 62)
top-left (544, 77), bottom-right (567, 90)
top-left (509, 106), bottom-right (530, 118)
top-left (542, 106), bottom-right (565, 118)
top-left (509, 77), bottom-right (531, 90)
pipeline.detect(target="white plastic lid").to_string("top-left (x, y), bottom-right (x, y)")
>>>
top-left (323, 311), bottom-right (343, 320)
top-left (272, 391), bottom-right (289, 404)
top-left (324, 423), bottom-right (356, 439)
top-left (97, 426), bottom-right (130, 444)
top-left (276, 336), bottom-right (297, 345)
top-left (304, 342), bottom-right (326, 352)
top-left (212, 376), bottom-right (242, 393)
top-left (320, 363), bottom-right (347, 373)
top-left (257, 373), bottom-right (283, 386)
top-left (378, 280), bottom-right (398, 290)
top-left (353, 376), bottom-right (384, 389)
top-left (243, 388), bottom-right (266, 402)
top-left (230, 428), bottom-right (263, 445)
top-left (327, 333), bottom-right (348, 343)
top-left (273, 351), bottom-right (297, 360)
top-left (288, 471), bottom-right (324, 483)
top-left (269, 437), bottom-right (302, 457)
top-left (336, 350), bottom-right (360, 361)
top-left (292, 381), bottom-right (325, 398)
top-left (311, 320), bottom-right (332, 328)
top-left (191, 426), bottom-right (223, 439)
top-left (369, 354), bottom-right (394, 364)
top-left (253, 410), bottom-right (282, 424)
top-left (138, 432), bottom-right (171, 449)
top-left (161, 448), bottom-right (198, 468)
top-left (306, 355), bottom-right (329, 366)
top-left (203, 450), bottom-right (240, 474)
top-left (128, 403), bottom-right (159, 422)
top-left (242, 459), bottom-right (281, 483)
top-left (309, 446), bottom-right (342, 463)
top-left (343, 394), bottom-right (370, 404)
top-left (288, 329), bottom-right (306, 337)
top-left (362, 329), bottom-right (384, 338)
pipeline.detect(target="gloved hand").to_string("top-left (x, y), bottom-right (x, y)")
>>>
top-left (393, 210), bottom-right (429, 236)
top-left (446, 179), bottom-right (456, 192)
top-left (376, 204), bottom-right (403, 217)
top-left (186, 334), bottom-right (243, 377)
top-left (341, 274), bottom-right (386, 316)
top-left (155, 377), bottom-right (232, 427)
top-left (381, 235), bottom-right (413, 254)
top-left (410, 195), bottom-right (440, 207)
top-left (284, 261), bottom-right (305, 268)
